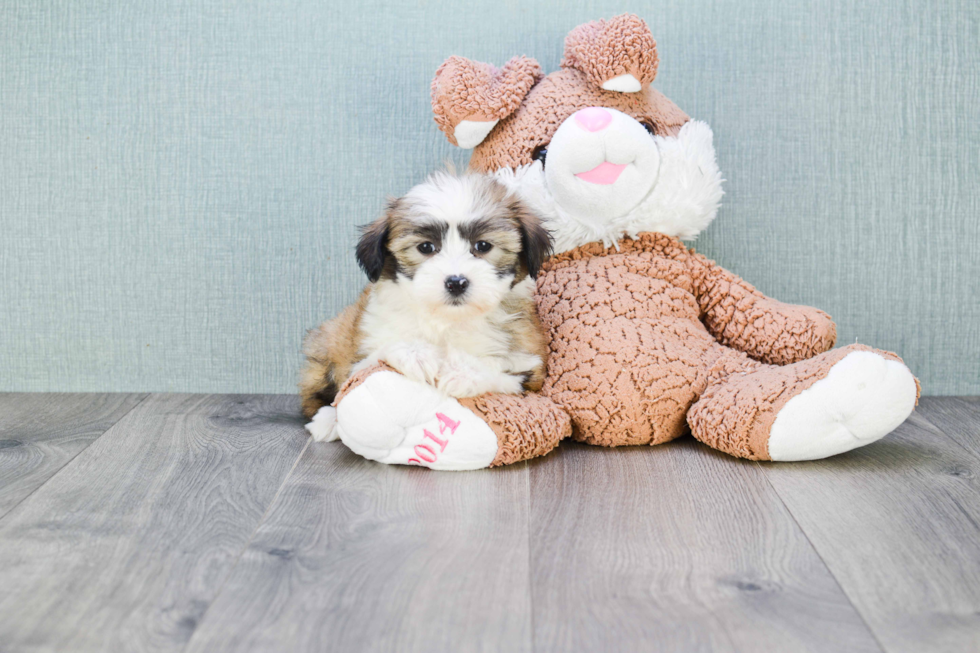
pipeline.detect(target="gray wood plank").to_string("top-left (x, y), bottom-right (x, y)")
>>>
top-left (184, 443), bottom-right (532, 653)
top-left (0, 393), bottom-right (308, 653)
top-left (761, 408), bottom-right (980, 653)
top-left (916, 396), bottom-right (980, 461)
top-left (0, 393), bottom-right (147, 518)
top-left (528, 440), bottom-right (881, 652)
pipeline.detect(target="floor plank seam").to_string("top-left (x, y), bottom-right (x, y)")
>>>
top-left (525, 460), bottom-right (536, 653)
top-left (0, 392), bottom-right (152, 527)
top-left (179, 435), bottom-right (312, 653)
top-left (754, 460), bottom-right (889, 653)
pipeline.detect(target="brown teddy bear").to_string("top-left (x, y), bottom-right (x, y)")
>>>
top-left (319, 14), bottom-right (919, 470)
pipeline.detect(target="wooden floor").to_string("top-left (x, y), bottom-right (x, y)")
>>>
top-left (0, 395), bottom-right (978, 652)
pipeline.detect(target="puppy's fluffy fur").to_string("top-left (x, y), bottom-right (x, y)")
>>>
top-left (299, 170), bottom-right (553, 424)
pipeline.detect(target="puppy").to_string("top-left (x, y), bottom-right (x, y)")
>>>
top-left (300, 170), bottom-right (553, 442)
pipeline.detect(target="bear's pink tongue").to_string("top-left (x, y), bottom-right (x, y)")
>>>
top-left (575, 161), bottom-right (627, 185)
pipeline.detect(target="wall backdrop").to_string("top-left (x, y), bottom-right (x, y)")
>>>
top-left (1, 0), bottom-right (978, 395)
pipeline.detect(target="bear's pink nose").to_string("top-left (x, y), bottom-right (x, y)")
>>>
top-left (574, 107), bottom-right (612, 132)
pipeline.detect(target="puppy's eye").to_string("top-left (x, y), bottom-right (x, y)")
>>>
top-left (641, 121), bottom-right (657, 136)
top-left (531, 144), bottom-right (548, 167)
top-left (474, 241), bottom-right (493, 254)
top-left (417, 242), bottom-right (435, 255)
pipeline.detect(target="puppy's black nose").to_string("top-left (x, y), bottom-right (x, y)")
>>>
top-left (445, 275), bottom-right (469, 297)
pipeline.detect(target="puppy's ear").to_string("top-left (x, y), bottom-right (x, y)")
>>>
top-left (355, 210), bottom-right (390, 283)
top-left (511, 200), bottom-right (553, 279)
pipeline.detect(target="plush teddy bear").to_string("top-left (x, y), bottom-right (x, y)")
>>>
top-left (318, 14), bottom-right (919, 470)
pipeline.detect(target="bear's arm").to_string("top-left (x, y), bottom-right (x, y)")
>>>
top-left (687, 251), bottom-right (837, 365)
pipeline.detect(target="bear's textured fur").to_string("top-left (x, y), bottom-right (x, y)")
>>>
top-left (322, 14), bottom-right (919, 469)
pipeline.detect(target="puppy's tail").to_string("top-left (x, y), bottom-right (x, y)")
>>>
top-left (299, 323), bottom-right (339, 419)
top-left (299, 288), bottom-right (371, 419)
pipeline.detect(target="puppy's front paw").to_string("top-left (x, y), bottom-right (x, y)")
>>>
top-left (380, 342), bottom-right (442, 386)
top-left (495, 373), bottom-right (527, 395)
top-left (436, 368), bottom-right (483, 398)
top-left (436, 359), bottom-right (525, 398)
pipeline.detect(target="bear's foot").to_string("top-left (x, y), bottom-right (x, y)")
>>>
top-left (327, 363), bottom-right (572, 470)
top-left (334, 366), bottom-right (499, 470)
top-left (767, 349), bottom-right (918, 461)
top-left (689, 344), bottom-right (919, 461)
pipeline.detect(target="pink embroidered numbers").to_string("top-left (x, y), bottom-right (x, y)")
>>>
top-left (436, 412), bottom-right (460, 435)
top-left (408, 412), bottom-right (461, 466)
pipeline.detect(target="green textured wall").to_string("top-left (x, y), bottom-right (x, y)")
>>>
top-left (1, 1), bottom-right (977, 394)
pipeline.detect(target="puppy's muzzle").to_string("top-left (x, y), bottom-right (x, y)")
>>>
top-left (444, 275), bottom-right (469, 298)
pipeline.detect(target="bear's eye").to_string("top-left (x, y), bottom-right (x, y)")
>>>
top-left (531, 144), bottom-right (548, 167)
top-left (641, 121), bottom-right (657, 136)
top-left (417, 242), bottom-right (436, 255)
top-left (474, 240), bottom-right (493, 254)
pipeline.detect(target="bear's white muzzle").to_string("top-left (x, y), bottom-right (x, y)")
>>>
top-left (544, 107), bottom-right (661, 224)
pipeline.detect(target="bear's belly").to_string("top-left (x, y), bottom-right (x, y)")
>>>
top-left (535, 261), bottom-right (721, 447)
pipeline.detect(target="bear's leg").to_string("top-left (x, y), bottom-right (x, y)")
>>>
top-left (319, 363), bottom-right (571, 470)
top-left (688, 344), bottom-right (919, 461)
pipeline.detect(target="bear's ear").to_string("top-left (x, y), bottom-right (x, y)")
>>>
top-left (561, 14), bottom-right (659, 93)
top-left (431, 55), bottom-right (542, 149)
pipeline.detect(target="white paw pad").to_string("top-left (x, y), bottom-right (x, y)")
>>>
top-left (768, 351), bottom-right (918, 461)
top-left (335, 371), bottom-right (498, 470)
top-left (305, 406), bottom-right (339, 442)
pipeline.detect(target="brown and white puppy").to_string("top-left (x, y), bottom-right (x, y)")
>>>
top-left (299, 170), bottom-right (553, 441)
